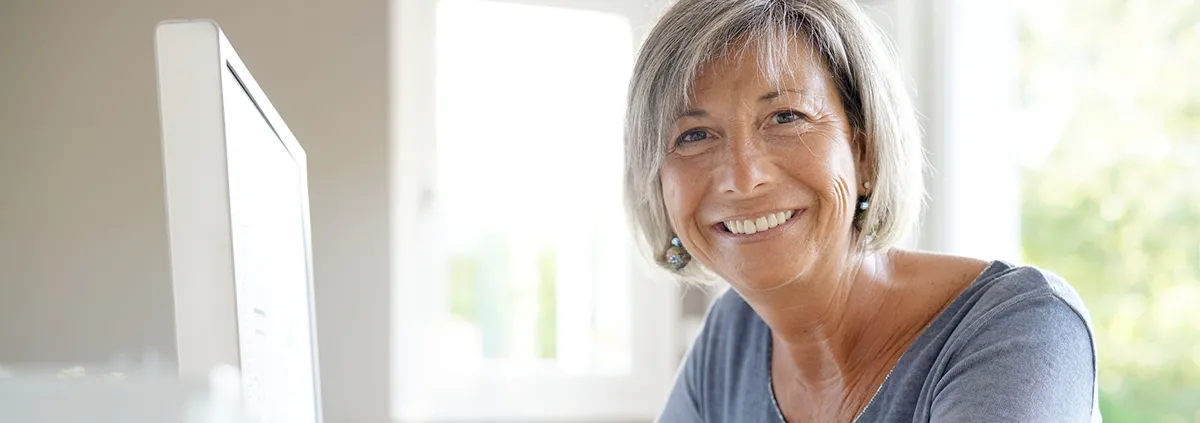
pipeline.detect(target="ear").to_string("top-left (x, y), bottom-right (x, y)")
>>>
top-left (852, 129), bottom-right (873, 195)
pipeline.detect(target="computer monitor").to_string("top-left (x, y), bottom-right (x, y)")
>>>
top-left (154, 20), bottom-right (323, 423)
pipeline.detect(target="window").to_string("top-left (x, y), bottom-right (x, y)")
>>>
top-left (390, 0), bottom-right (678, 421)
top-left (433, 0), bottom-right (634, 376)
top-left (1015, 0), bottom-right (1200, 420)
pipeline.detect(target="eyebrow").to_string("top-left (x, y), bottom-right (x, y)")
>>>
top-left (675, 88), bottom-right (812, 120)
top-left (759, 88), bottom-right (811, 102)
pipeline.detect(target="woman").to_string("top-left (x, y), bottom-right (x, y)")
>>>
top-left (623, 0), bottom-right (1100, 422)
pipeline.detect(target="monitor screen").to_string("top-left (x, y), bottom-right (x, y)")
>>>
top-left (220, 63), bottom-right (319, 423)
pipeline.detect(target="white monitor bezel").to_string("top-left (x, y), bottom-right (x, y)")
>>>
top-left (153, 19), bottom-right (323, 422)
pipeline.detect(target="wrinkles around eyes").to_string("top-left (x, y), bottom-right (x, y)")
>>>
top-left (669, 124), bottom-right (846, 164)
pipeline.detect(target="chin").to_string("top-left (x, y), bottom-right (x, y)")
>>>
top-left (715, 254), bottom-right (813, 293)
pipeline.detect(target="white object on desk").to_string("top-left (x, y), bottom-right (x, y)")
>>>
top-left (154, 19), bottom-right (323, 423)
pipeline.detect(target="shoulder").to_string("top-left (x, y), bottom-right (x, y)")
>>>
top-left (941, 261), bottom-right (1098, 359)
top-left (955, 261), bottom-right (1096, 337)
top-left (896, 252), bottom-right (1097, 345)
top-left (932, 261), bottom-right (1101, 421)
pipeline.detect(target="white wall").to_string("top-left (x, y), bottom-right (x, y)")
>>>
top-left (0, 1), bottom-right (391, 422)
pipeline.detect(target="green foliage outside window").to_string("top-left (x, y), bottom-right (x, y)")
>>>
top-left (1017, 0), bottom-right (1200, 420)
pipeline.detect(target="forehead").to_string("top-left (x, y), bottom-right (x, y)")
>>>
top-left (690, 38), bottom-right (832, 101)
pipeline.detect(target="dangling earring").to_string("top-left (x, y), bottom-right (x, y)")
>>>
top-left (664, 236), bottom-right (691, 270)
top-left (857, 196), bottom-right (870, 211)
top-left (858, 181), bottom-right (872, 211)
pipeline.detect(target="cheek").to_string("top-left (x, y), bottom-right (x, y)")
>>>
top-left (819, 151), bottom-right (857, 198)
top-left (658, 162), bottom-right (700, 228)
top-left (782, 131), bottom-right (859, 217)
top-left (785, 133), bottom-right (856, 186)
top-left (822, 161), bottom-right (860, 231)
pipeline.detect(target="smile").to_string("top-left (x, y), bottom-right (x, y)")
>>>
top-left (720, 210), bottom-right (796, 235)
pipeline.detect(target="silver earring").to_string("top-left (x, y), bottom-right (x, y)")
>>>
top-left (664, 236), bottom-right (690, 270)
top-left (858, 181), bottom-right (872, 211)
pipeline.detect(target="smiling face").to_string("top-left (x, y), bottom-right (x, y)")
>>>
top-left (659, 40), bottom-right (868, 291)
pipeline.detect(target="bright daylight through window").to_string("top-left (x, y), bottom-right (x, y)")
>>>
top-left (432, 0), bottom-right (634, 377)
top-left (1016, 0), bottom-right (1200, 420)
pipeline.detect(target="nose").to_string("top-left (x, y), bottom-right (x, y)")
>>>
top-left (717, 133), bottom-right (774, 196)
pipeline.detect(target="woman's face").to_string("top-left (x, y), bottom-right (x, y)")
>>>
top-left (660, 42), bottom-right (866, 291)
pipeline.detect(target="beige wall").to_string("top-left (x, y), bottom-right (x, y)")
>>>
top-left (0, 1), bottom-right (390, 422)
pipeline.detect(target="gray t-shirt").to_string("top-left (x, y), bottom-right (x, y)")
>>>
top-left (658, 260), bottom-right (1101, 423)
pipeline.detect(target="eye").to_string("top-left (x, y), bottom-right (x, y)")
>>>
top-left (773, 110), bottom-right (805, 124)
top-left (676, 129), bottom-right (711, 146)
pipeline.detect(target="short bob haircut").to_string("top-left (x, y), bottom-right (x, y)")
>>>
top-left (624, 0), bottom-right (924, 281)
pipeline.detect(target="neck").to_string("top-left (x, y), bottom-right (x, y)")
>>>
top-left (742, 248), bottom-right (914, 392)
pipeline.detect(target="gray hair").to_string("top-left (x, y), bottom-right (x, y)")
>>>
top-left (624, 0), bottom-right (924, 281)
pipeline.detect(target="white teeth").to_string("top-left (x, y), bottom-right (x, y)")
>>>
top-left (743, 220), bottom-right (757, 234)
top-left (723, 210), bottom-right (796, 235)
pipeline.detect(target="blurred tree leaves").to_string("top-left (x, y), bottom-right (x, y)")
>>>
top-left (1017, 0), bottom-right (1200, 420)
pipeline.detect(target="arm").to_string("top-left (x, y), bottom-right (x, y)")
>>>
top-left (931, 293), bottom-right (1098, 423)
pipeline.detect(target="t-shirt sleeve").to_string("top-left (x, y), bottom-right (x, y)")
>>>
top-left (930, 292), bottom-right (1097, 423)
top-left (656, 302), bottom-right (713, 423)
top-left (657, 345), bottom-right (705, 423)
